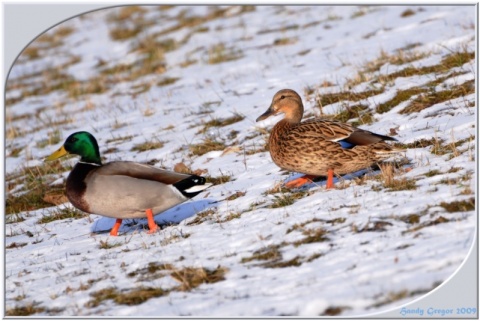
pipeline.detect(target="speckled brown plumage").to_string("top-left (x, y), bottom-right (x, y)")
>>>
top-left (256, 89), bottom-right (401, 187)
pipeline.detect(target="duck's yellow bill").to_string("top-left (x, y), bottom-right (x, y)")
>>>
top-left (45, 145), bottom-right (68, 162)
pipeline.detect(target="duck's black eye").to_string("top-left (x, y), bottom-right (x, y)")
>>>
top-left (68, 137), bottom-right (78, 143)
top-left (280, 95), bottom-right (285, 100)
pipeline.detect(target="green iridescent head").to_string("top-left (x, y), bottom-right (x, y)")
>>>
top-left (45, 131), bottom-right (101, 165)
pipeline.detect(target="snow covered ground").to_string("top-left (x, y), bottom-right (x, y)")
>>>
top-left (4, 4), bottom-right (477, 317)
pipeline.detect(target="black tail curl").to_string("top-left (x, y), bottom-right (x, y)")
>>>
top-left (173, 175), bottom-right (208, 198)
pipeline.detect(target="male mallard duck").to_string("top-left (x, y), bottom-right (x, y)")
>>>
top-left (256, 89), bottom-right (401, 189)
top-left (45, 131), bottom-right (211, 236)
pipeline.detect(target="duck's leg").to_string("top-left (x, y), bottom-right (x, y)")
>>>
top-left (285, 175), bottom-right (317, 188)
top-left (145, 208), bottom-right (159, 234)
top-left (326, 169), bottom-right (335, 189)
top-left (110, 219), bottom-right (123, 236)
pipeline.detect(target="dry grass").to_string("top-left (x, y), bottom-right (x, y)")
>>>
top-left (86, 264), bottom-right (227, 307)
top-left (37, 207), bottom-right (87, 224)
top-left (241, 217), bottom-right (329, 268)
top-left (429, 135), bottom-right (474, 158)
top-left (369, 282), bottom-right (441, 309)
top-left (105, 135), bottom-right (135, 144)
top-left (399, 80), bottom-right (475, 114)
top-left (21, 46), bottom-right (41, 60)
top-left (400, 9), bottom-right (416, 18)
top-left (98, 239), bottom-right (123, 250)
top-left (257, 24), bottom-right (299, 35)
top-left (171, 266), bottom-right (228, 291)
top-left (439, 198), bottom-right (475, 212)
top-left (158, 77), bottom-right (180, 87)
top-left (376, 87), bottom-right (426, 114)
top-left (402, 216), bottom-right (451, 234)
top-left (186, 208), bottom-right (217, 226)
top-left (127, 262), bottom-right (175, 280)
top-left (197, 113), bottom-right (245, 134)
top-left (6, 162), bottom-right (71, 215)
top-left (292, 227), bottom-right (329, 247)
top-left (268, 191), bottom-right (309, 208)
top-left (188, 138), bottom-right (226, 156)
top-left (363, 48), bottom-right (430, 73)
top-left (217, 211), bottom-right (242, 223)
top-left (241, 243), bottom-right (322, 269)
top-left (17, 25), bottom-right (75, 63)
top-left (224, 191), bottom-right (246, 201)
top-left (107, 6), bottom-right (151, 41)
top-left (424, 169), bottom-right (442, 177)
top-left (155, 6), bottom-right (255, 39)
top-left (385, 178), bottom-right (417, 191)
top-left (273, 37), bottom-right (298, 46)
top-left (205, 43), bottom-right (243, 64)
top-left (6, 57), bottom-right (84, 106)
top-left (241, 245), bottom-right (282, 263)
top-left (375, 50), bottom-right (474, 87)
top-left (6, 302), bottom-right (45, 316)
top-left (87, 286), bottom-right (166, 307)
top-left (263, 184), bottom-right (311, 208)
top-left (333, 103), bottom-right (374, 126)
top-left (37, 26), bottom-right (75, 45)
top-left (35, 130), bottom-right (62, 149)
top-left (315, 88), bottom-right (384, 110)
top-left (437, 171), bottom-right (473, 186)
top-left (322, 306), bottom-right (351, 316)
top-left (131, 139), bottom-right (166, 152)
top-left (205, 174), bottom-right (232, 185)
top-left (376, 163), bottom-right (417, 191)
top-left (286, 217), bottom-right (343, 233)
top-left (6, 242), bottom-right (28, 249)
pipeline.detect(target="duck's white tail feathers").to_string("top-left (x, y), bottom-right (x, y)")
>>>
top-left (184, 183), bottom-right (212, 194)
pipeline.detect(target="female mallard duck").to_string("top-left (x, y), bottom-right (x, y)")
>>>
top-left (45, 131), bottom-right (211, 236)
top-left (256, 89), bottom-right (401, 189)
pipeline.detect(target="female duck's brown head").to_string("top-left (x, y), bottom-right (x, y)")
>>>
top-left (256, 89), bottom-right (304, 124)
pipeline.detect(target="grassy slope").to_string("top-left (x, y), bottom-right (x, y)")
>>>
top-left (5, 5), bottom-right (476, 317)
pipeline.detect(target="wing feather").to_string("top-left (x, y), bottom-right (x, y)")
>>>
top-left (94, 161), bottom-right (191, 185)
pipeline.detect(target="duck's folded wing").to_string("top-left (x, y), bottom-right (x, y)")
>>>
top-left (345, 128), bottom-right (397, 146)
top-left (95, 161), bottom-right (192, 184)
top-left (291, 120), bottom-right (395, 148)
top-left (290, 120), bottom-right (353, 141)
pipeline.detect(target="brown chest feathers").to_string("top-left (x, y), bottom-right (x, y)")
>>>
top-left (65, 163), bottom-right (94, 213)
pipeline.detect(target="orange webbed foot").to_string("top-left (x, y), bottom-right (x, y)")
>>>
top-left (285, 175), bottom-right (317, 188)
top-left (146, 209), bottom-right (159, 234)
top-left (110, 218), bottom-right (123, 236)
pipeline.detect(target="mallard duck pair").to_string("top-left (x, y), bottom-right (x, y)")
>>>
top-left (46, 89), bottom-right (400, 236)
top-left (45, 132), bottom-right (211, 236)
top-left (256, 89), bottom-right (401, 188)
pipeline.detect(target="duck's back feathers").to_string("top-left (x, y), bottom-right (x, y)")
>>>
top-left (285, 119), bottom-right (396, 146)
top-left (95, 161), bottom-right (194, 185)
